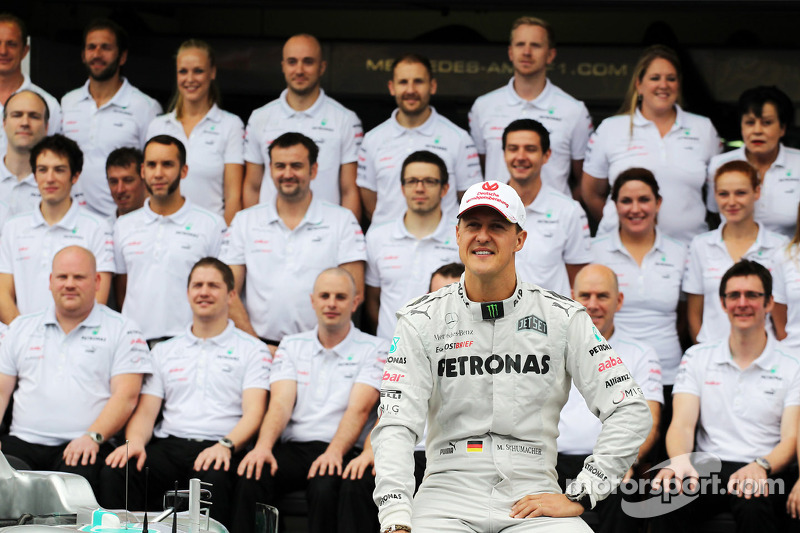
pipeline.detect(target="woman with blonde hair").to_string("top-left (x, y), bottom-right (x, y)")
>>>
top-left (146, 39), bottom-right (244, 224)
top-left (582, 45), bottom-right (720, 244)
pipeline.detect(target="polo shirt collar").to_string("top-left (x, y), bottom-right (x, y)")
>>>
top-left (607, 227), bottom-right (668, 255)
top-left (32, 199), bottom-right (81, 229)
top-left (141, 197), bottom-right (194, 225)
top-left (526, 184), bottom-right (556, 214)
top-left (712, 221), bottom-right (770, 251)
top-left (162, 104), bottom-right (223, 128)
top-left (713, 334), bottom-right (780, 371)
top-left (632, 104), bottom-right (687, 129)
top-left (389, 107), bottom-right (439, 138)
top-left (266, 194), bottom-right (323, 228)
top-left (504, 77), bottom-right (554, 108)
top-left (43, 302), bottom-right (103, 330)
top-left (279, 88), bottom-right (327, 118)
top-left (77, 77), bottom-right (133, 109)
top-left (311, 322), bottom-right (357, 358)
top-left (184, 319), bottom-right (236, 347)
top-left (393, 211), bottom-right (454, 243)
top-left (774, 144), bottom-right (789, 169)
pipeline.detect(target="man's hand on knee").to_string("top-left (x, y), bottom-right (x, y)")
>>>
top-left (510, 493), bottom-right (583, 519)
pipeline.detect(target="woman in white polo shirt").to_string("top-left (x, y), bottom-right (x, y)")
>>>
top-left (581, 45), bottom-right (720, 245)
top-left (772, 205), bottom-right (800, 348)
top-left (683, 160), bottom-right (787, 344)
top-left (707, 86), bottom-right (800, 238)
top-left (147, 39), bottom-right (244, 224)
top-left (590, 167), bottom-right (687, 386)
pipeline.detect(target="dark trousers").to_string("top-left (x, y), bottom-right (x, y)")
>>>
top-left (99, 436), bottom-right (241, 527)
top-left (230, 441), bottom-right (357, 533)
top-left (0, 434), bottom-right (111, 492)
top-left (338, 450), bottom-right (427, 533)
top-left (556, 453), bottom-right (642, 533)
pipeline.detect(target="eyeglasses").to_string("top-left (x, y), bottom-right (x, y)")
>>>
top-left (723, 291), bottom-right (765, 302)
top-left (402, 178), bottom-right (441, 188)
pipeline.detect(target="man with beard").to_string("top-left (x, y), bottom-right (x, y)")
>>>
top-left (242, 34), bottom-right (362, 219)
top-left (113, 135), bottom-right (226, 346)
top-left (357, 53), bottom-right (482, 226)
top-left (0, 13), bottom-right (61, 150)
top-left (1, 90), bottom-right (48, 215)
top-left (61, 18), bottom-right (161, 218)
top-left (221, 132), bottom-right (365, 350)
top-left (364, 150), bottom-right (459, 340)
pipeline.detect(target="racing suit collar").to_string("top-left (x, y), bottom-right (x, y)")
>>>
top-left (457, 275), bottom-right (525, 321)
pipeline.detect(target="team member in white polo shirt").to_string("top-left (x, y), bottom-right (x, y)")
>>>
top-left (469, 16), bottom-right (592, 197)
top-left (504, 119), bottom-right (590, 295)
top-left (0, 134), bottom-right (114, 324)
top-left (707, 86), bottom-right (800, 238)
top-left (684, 161), bottom-right (786, 344)
top-left (557, 264), bottom-right (662, 533)
top-left (365, 150), bottom-right (459, 340)
top-left (147, 39), bottom-right (244, 225)
top-left (105, 146), bottom-right (145, 220)
top-left (231, 268), bottom-right (385, 533)
top-left (0, 13), bottom-right (61, 150)
top-left (773, 209), bottom-right (800, 348)
top-left (114, 135), bottom-right (226, 344)
top-left (61, 18), bottom-right (161, 218)
top-left (590, 168), bottom-right (687, 386)
top-left (357, 53), bottom-right (482, 226)
top-left (221, 132), bottom-right (366, 347)
top-left (0, 245), bottom-right (151, 490)
top-left (100, 258), bottom-right (269, 526)
top-left (654, 260), bottom-right (800, 533)
top-left (242, 34), bottom-right (362, 219)
top-left (1, 90), bottom-right (47, 215)
top-left (582, 45), bottom-right (720, 245)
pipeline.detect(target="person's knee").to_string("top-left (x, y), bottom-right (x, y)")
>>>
top-left (307, 473), bottom-right (342, 503)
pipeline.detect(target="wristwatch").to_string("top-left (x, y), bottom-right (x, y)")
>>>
top-left (754, 457), bottom-right (772, 475)
top-left (565, 482), bottom-right (593, 511)
top-left (218, 437), bottom-right (235, 450)
top-left (381, 526), bottom-right (411, 533)
top-left (86, 432), bottom-right (104, 444)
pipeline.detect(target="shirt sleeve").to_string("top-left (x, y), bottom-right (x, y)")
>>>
top-left (207, 215), bottom-right (228, 258)
top-left (336, 209), bottom-right (367, 264)
top-left (112, 219), bottom-right (127, 275)
top-left (269, 341), bottom-right (298, 384)
top-left (706, 157), bottom-right (721, 214)
top-left (468, 100), bottom-right (486, 155)
top-left (772, 248), bottom-right (788, 305)
top-left (563, 201), bottom-right (593, 264)
top-left (570, 103), bottom-right (594, 160)
top-left (454, 131), bottom-right (483, 192)
top-left (365, 228), bottom-right (381, 288)
top-left (138, 99), bottom-right (163, 149)
top-left (110, 317), bottom-right (152, 376)
top-left (91, 217), bottom-right (116, 274)
top-left (0, 323), bottom-right (18, 376)
top-left (341, 110), bottom-right (363, 165)
top-left (681, 237), bottom-right (705, 295)
top-left (140, 343), bottom-right (166, 398)
top-left (355, 139), bottom-right (377, 191)
top-left (0, 219), bottom-right (16, 274)
top-left (243, 111), bottom-right (264, 165)
top-left (242, 337), bottom-right (272, 391)
top-left (672, 347), bottom-right (700, 396)
top-left (355, 338), bottom-right (388, 390)
top-left (219, 212), bottom-right (246, 265)
top-left (224, 115), bottom-right (246, 165)
top-left (582, 121), bottom-right (611, 180)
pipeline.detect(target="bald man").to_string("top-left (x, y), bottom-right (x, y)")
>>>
top-left (231, 268), bottom-right (386, 533)
top-left (242, 34), bottom-right (363, 218)
top-left (0, 245), bottom-right (150, 490)
top-left (556, 264), bottom-right (663, 532)
top-left (2, 90), bottom-right (48, 215)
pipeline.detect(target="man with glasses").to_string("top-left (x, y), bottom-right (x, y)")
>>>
top-left (654, 260), bottom-right (800, 532)
top-left (364, 150), bottom-right (459, 340)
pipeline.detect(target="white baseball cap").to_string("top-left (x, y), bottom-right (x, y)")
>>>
top-left (458, 180), bottom-right (526, 227)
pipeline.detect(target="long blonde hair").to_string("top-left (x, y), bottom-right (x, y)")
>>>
top-left (168, 39), bottom-right (221, 119)
top-left (618, 45), bottom-right (683, 135)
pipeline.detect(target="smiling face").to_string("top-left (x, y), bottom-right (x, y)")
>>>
top-left (456, 206), bottom-right (526, 283)
top-left (311, 270), bottom-right (358, 333)
top-left (35, 150), bottom-right (78, 206)
top-left (401, 161), bottom-right (448, 215)
top-left (741, 102), bottom-right (785, 159)
top-left (504, 129), bottom-right (551, 184)
top-left (188, 265), bottom-right (233, 321)
top-left (616, 179), bottom-right (661, 237)
top-left (107, 163), bottom-right (145, 215)
top-left (714, 170), bottom-right (759, 225)
top-left (635, 57), bottom-right (679, 118)
top-left (82, 28), bottom-right (126, 82)
top-left (389, 60), bottom-right (436, 118)
top-left (282, 35), bottom-right (325, 96)
top-left (721, 274), bottom-right (772, 333)
top-left (143, 142), bottom-right (186, 200)
top-left (269, 143), bottom-right (317, 202)
top-left (572, 264), bottom-right (622, 339)
top-left (176, 47), bottom-right (215, 106)
top-left (507, 24), bottom-right (555, 78)
top-left (0, 21), bottom-right (28, 77)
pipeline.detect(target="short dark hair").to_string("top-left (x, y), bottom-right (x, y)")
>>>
top-left (738, 86), bottom-right (794, 129)
top-left (106, 147), bottom-right (143, 174)
top-left (401, 150), bottom-right (449, 187)
top-left (714, 160), bottom-right (759, 191)
top-left (430, 262), bottom-right (465, 288)
top-left (188, 257), bottom-right (235, 292)
top-left (145, 135), bottom-right (186, 168)
top-left (30, 134), bottom-right (83, 176)
top-left (611, 167), bottom-right (661, 202)
top-left (718, 259), bottom-right (772, 303)
top-left (502, 119), bottom-right (551, 153)
top-left (3, 89), bottom-right (50, 123)
top-left (391, 53), bottom-right (433, 80)
top-left (83, 18), bottom-right (129, 55)
top-left (268, 132), bottom-right (319, 166)
top-left (0, 13), bottom-right (28, 46)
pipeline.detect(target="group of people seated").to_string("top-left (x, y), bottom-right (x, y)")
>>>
top-left (0, 8), bottom-right (800, 533)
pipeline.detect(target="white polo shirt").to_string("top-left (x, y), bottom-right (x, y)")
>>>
top-left (61, 78), bottom-right (162, 217)
top-left (0, 75), bottom-right (62, 152)
top-left (220, 196), bottom-right (366, 341)
top-left (515, 185), bottom-right (591, 295)
top-left (468, 77), bottom-right (593, 195)
top-left (682, 222), bottom-right (787, 344)
top-left (142, 320), bottom-right (271, 441)
top-left (146, 105), bottom-right (244, 218)
top-left (674, 336), bottom-right (800, 463)
top-left (357, 107), bottom-right (482, 226)
top-left (271, 324), bottom-right (385, 443)
top-left (0, 201), bottom-right (115, 315)
top-left (772, 245), bottom-right (800, 348)
top-left (707, 145), bottom-right (800, 238)
top-left (244, 89), bottom-right (362, 207)
top-left (584, 106), bottom-right (721, 244)
top-left (113, 199), bottom-right (226, 339)
top-left (558, 331), bottom-right (663, 455)
top-left (365, 213), bottom-right (459, 340)
top-left (591, 229), bottom-right (688, 384)
top-left (0, 158), bottom-right (40, 216)
top-left (0, 303), bottom-right (151, 446)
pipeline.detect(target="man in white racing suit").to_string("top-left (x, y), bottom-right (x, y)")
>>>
top-left (372, 180), bottom-right (652, 533)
